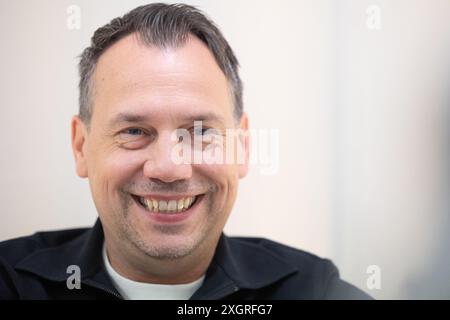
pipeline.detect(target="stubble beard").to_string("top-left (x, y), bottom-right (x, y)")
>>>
top-left (116, 191), bottom-right (216, 260)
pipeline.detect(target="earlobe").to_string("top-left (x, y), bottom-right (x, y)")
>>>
top-left (238, 113), bottom-right (249, 179)
top-left (71, 116), bottom-right (88, 178)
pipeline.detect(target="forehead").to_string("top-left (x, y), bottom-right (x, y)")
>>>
top-left (92, 33), bottom-right (233, 126)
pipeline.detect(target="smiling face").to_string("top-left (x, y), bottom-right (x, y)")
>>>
top-left (71, 33), bottom-right (248, 276)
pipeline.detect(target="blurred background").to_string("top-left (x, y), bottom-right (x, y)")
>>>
top-left (0, 0), bottom-right (449, 299)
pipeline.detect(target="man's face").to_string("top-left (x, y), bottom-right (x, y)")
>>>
top-left (72, 34), bottom-right (248, 260)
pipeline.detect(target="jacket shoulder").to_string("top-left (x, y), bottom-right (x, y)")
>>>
top-left (230, 236), bottom-right (333, 270)
top-left (0, 227), bottom-right (90, 266)
top-left (228, 236), bottom-right (373, 299)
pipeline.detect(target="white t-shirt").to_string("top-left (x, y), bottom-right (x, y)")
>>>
top-left (102, 244), bottom-right (205, 300)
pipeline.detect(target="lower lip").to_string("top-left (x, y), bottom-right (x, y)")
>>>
top-left (133, 195), bottom-right (204, 224)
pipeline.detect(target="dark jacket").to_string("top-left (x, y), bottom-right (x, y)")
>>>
top-left (0, 219), bottom-right (371, 300)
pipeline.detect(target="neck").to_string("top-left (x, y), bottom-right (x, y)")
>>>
top-left (104, 234), bottom-right (218, 284)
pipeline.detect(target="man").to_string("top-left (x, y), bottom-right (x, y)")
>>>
top-left (0, 3), bottom-right (371, 300)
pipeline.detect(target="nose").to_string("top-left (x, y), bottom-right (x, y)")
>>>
top-left (143, 131), bottom-right (193, 183)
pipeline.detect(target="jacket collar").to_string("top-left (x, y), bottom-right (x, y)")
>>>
top-left (15, 219), bottom-right (298, 299)
top-left (16, 219), bottom-right (106, 282)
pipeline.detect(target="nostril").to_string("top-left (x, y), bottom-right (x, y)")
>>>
top-left (148, 177), bottom-right (192, 185)
top-left (149, 178), bottom-right (169, 184)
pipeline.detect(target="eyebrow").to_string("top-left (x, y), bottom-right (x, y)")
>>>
top-left (108, 113), bottom-right (150, 126)
top-left (108, 111), bottom-right (226, 127)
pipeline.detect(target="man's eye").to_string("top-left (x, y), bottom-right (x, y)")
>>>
top-left (122, 128), bottom-right (144, 136)
top-left (117, 127), bottom-right (153, 150)
top-left (193, 127), bottom-right (209, 136)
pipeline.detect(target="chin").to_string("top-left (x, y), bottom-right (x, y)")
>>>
top-left (135, 234), bottom-right (202, 260)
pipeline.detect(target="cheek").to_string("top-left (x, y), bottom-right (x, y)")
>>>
top-left (90, 149), bottom-right (146, 194)
top-left (195, 163), bottom-right (240, 206)
top-left (200, 163), bottom-right (241, 184)
top-left (109, 150), bottom-right (142, 171)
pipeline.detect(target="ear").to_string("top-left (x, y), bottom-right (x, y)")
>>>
top-left (238, 112), bottom-right (250, 179)
top-left (71, 115), bottom-right (89, 178)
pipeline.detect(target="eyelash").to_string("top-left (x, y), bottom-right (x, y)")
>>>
top-left (119, 126), bottom-right (213, 144)
top-left (122, 128), bottom-right (209, 134)
top-left (191, 127), bottom-right (211, 136)
top-left (122, 128), bottom-right (145, 136)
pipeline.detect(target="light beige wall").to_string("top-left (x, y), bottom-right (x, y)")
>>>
top-left (332, 0), bottom-right (450, 299)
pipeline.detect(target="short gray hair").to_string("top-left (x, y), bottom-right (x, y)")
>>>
top-left (78, 3), bottom-right (243, 127)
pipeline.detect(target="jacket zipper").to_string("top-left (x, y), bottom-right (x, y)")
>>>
top-left (83, 279), bottom-right (123, 299)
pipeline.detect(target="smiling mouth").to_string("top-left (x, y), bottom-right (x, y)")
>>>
top-left (132, 194), bottom-right (202, 214)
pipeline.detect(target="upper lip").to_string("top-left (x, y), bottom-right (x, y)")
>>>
top-left (132, 193), bottom-right (203, 201)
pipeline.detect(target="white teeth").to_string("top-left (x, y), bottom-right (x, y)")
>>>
top-left (159, 201), bottom-right (168, 211)
top-left (177, 200), bottom-right (184, 211)
top-left (139, 196), bottom-right (197, 214)
top-left (168, 200), bottom-right (177, 211)
top-left (152, 199), bottom-right (158, 211)
top-left (145, 199), bottom-right (152, 210)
